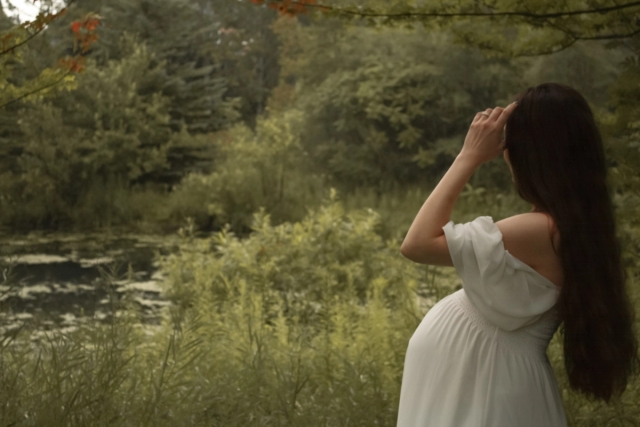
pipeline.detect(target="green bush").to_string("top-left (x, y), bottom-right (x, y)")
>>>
top-left (168, 110), bottom-right (326, 234)
top-left (157, 197), bottom-right (437, 425)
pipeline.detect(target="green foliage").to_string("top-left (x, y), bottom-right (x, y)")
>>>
top-left (168, 110), bottom-right (326, 233)
top-left (150, 198), bottom-right (427, 425)
top-left (1, 194), bottom-right (638, 426)
top-left (0, 11), bottom-right (77, 109)
top-left (0, 39), bottom-right (173, 230)
top-left (0, 199), bottom-right (428, 427)
top-left (275, 17), bottom-right (624, 193)
top-left (0, 295), bottom-right (207, 426)
top-left (0, 0), bottom-right (281, 232)
top-left (0, 0), bottom-right (626, 235)
top-left (273, 19), bottom-right (539, 191)
top-left (606, 47), bottom-right (640, 243)
top-left (295, 0), bottom-right (640, 56)
top-left (342, 182), bottom-right (532, 241)
top-left (59, 0), bottom-right (272, 133)
top-left (162, 196), bottom-right (420, 316)
top-left (204, 0), bottom-right (283, 125)
top-left (520, 41), bottom-right (625, 108)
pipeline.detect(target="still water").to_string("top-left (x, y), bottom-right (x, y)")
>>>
top-left (0, 231), bottom-right (188, 336)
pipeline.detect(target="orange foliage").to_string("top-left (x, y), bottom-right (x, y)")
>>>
top-left (4, 7), bottom-right (99, 74)
top-left (0, 3), bottom-right (100, 104)
top-left (56, 14), bottom-right (101, 73)
top-left (57, 56), bottom-right (86, 73)
top-left (70, 14), bottom-right (101, 54)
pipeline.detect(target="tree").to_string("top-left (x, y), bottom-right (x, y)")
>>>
top-left (0, 4), bottom-right (101, 203)
top-left (0, 38), bottom-right (175, 229)
top-left (270, 17), bottom-right (523, 191)
top-left (200, 0), bottom-right (283, 127)
top-left (56, 0), bottom-right (284, 128)
top-left (64, 0), bottom-right (239, 134)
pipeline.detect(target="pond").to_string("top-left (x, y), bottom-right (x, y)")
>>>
top-left (0, 231), bottom-right (192, 337)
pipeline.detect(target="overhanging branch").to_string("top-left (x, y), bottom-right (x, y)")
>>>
top-left (296, 0), bottom-right (640, 20)
top-left (0, 70), bottom-right (73, 109)
top-left (0, 26), bottom-right (46, 58)
top-left (0, 0), bottom-right (76, 58)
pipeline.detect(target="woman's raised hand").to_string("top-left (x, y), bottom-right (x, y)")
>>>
top-left (459, 102), bottom-right (518, 166)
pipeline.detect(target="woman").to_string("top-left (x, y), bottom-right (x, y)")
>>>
top-left (397, 83), bottom-right (639, 426)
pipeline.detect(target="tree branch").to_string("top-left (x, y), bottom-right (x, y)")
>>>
top-left (0, 1), bottom-right (75, 58)
top-left (0, 70), bottom-right (72, 110)
top-left (0, 27), bottom-right (46, 58)
top-left (292, 1), bottom-right (640, 55)
top-left (298, 0), bottom-right (640, 20)
top-left (577, 27), bottom-right (640, 40)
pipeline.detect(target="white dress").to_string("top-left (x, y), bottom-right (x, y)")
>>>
top-left (396, 216), bottom-right (567, 427)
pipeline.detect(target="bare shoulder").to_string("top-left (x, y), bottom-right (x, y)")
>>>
top-left (495, 212), bottom-right (557, 243)
top-left (495, 212), bottom-right (563, 286)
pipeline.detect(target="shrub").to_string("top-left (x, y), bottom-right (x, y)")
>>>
top-left (168, 110), bottom-right (326, 234)
top-left (155, 196), bottom-right (428, 425)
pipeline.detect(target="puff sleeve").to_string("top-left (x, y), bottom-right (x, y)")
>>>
top-left (442, 216), bottom-right (560, 331)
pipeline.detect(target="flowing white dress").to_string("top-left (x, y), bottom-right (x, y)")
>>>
top-left (396, 216), bottom-right (567, 427)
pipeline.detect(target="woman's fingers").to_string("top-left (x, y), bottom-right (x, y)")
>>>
top-left (473, 108), bottom-right (493, 123)
top-left (488, 106), bottom-right (504, 121)
top-left (495, 102), bottom-right (518, 126)
top-left (480, 102), bottom-right (518, 125)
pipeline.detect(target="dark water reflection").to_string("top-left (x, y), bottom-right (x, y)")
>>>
top-left (0, 232), bottom-right (186, 335)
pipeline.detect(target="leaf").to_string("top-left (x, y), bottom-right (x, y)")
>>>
top-left (70, 22), bottom-right (82, 34)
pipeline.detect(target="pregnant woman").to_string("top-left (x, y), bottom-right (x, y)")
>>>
top-left (397, 83), bottom-right (639, 426)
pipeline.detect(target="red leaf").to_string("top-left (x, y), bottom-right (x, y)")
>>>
top-left (70, 21), bottom-right (81, 33)
top-left (85, 18), bottom-right (100, 31)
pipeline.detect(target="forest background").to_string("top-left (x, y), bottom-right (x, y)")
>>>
top-left (0, 0), bottom-right (639, 426)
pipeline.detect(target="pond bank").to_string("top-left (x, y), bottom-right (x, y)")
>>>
top-left (0, 231), bottom-right (194, 337)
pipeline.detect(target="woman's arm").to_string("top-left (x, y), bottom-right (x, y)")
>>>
top-left (400, 153), bottom-right (479, 266)
top-left (400, 102), bottom-right (517, 265)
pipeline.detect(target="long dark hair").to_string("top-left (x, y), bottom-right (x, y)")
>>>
top-left (504, 83), bottom-right (639, 402)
